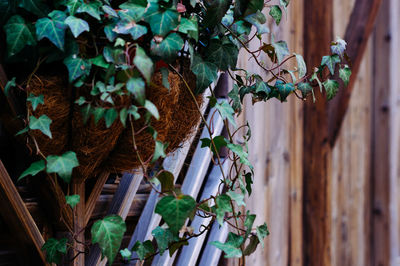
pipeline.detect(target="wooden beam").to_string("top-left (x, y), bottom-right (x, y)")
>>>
top-left (0, 160), bottom-right (46, 265)
top-left (72, 180), bottom-right (86, 266)
top-left (84, 172), bottom-right (109, 226)
top-left (328, 0), bottom-right (383, 145)
top-left (302, 1), bottom-right (333, 266)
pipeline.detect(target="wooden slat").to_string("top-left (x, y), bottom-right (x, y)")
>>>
top-left (84, 172), bottom-right (109, 226)
top-left (328, 0), bottom-right (383, 145)
top-left (72, 181), bottom-right (85, 266)
top-left (302, 1), bottom-right (333, 266)
top-left (0, 160), bottom-right (46, 265)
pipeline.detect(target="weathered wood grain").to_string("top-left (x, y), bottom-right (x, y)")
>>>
top-left (84, 172), bottom-right (109, 226)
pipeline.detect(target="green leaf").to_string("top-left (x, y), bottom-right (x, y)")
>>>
top-left (216, 194), bottom-right (232, 225)
top-left (210, 232), bottom-right (243, 258)
top-left (152, 227), bottom-right (176, 256)
top-left (191, 55), bottom-right (218, 94)
top-left (228, 84), bottom-right (241, 112)
top-left (36, 11), bottom-right (67, 50)
top-left (295, 53), bottom-right (307, 78)
top-left (4, 15), bottom-right (36, 56)
top-left (311, 72), bottom-right (323, 92)
top-left (275, 80), bottom-right (295, 101)
top-left (151, 32), bottom-right (184, 62)
top-left (77, 1), bottom-right (102, 20)
top-left (272, 40), bottom-right (290, 64)
top-left (160, 67), bottom-right (170, 89)
top-left (132, 240), bottom-right (154, 261)
top-left (134, 46), bottom-right (154, 83)
top-left (91, 215), bottom-right (127, 264)
top-left (203, 0), bottom-right (231, 27)
top-left (118, 1), bottom-right (147, 22)
top-left (46, 151), bottom-right (79, 183)
top-left (18, 160), bottom-right (45, 181)
top-left (65, 0), bottom-right (83, 15)
top-left (321, 55), bottom-right (341, 75)
top-left (4, 77), bottom-right (16, 97)
top-left (41, 238), bottom-right (67, 264)
top-left (179, 17), bottom-right (198, 40)
top-left (200, 136), bottom-right (227, 156)
top-left (244, 211), bottom-right (256, 237)
top-left (144, 100), bottom-right (160, 120)
top-left (114, 21), bottom-right (148, 40)
top-left (339, 66), bottom-right (352, 86)
top-left (65, 194), bottom-right (80, 208)
top-left (331, 38), bottom-right (347, 57)
top-left (29, 115), bottom-right (52, 139)
top-left (206, 39), bottom-right (238, 71)
top-left (227, 191), bottom-right (245, 207)
top-left (127, 77), bottom-right (145, 105)
top-left (151, 140), bottom-right (167, 163)
top-left (90, 55), bottom-right (110, 69)
top-left (120, 248), bottom-right (132, 260)
top-left (65, 16), bottom-right (89, 38)
top-left (155, 195), bottom-right (197, 234)
top-left (280, 0), bottom-right (290, 10)
top-left (269, 5), bottom-right (282, 25)
top-left (27, 93), bottom-right (44, 111)
top-left (16, 127), bottom-right (29, 136)
top-left (63, 55), bottom-right (91, 82)
top-left (243, 235), bottom-right (260, 256)
top-left (226, 141), bottom-right (252, 168)
top-left (104, 23), bottom-right (118, 42)
top-left (323, 79), bottom-right (339, 100)
top-left (102, 5), bottom-right (118, 18)
top-left (215, 101), bottom-right (236, 127)
top-left (81, 104), bottom-right (92, 124)
top-left (244, 10), bottom-right (269, 34)
top-left (105, 108), bottom-right (118, 128)
top-left (244, 172), bottom-right (253, 195)
top-left (255, 81), bottom-right (271, 95)
top-left (156, 171), bottom-right (174, 193)
top-left (256, 223), bottom-right (270, 248)
top-left (18, 0), bottom-right (49, 17)
top-left (92, 107), bottom-right (105, 125)
top-left (144, 6), bottom-right (179, 37)
top-left (297, 82), bottom-right (313, 98)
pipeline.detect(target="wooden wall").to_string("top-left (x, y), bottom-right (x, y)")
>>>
top-left (238, 0), bottom-right (400, 265)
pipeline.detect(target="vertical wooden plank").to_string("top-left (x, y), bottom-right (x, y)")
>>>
top-left (72, 181), bottom-right (85, 266)
top-left (302, 1), bottom-right (333, 266)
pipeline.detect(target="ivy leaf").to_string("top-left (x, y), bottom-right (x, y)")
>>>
top-left (210, 232), bottom-right (243, 258)
top-left (92, 107), bottom-right (105, 125)
top-left (144, 6), bottom-right (179, 37)
top-left (36, 11), bottom-right (67, 50)
top-left (255, 81), bottom-right (271, 95)
top-left (269, 5), bottom-right (282, 25)
top-left (27, 93), bottom-right (44, 111)
top-left (65, 16), bottom-right (89, 38)
top-left (151, 140), bottom-right (167, 163)
top-left (215, 194), bottom-right (232, 225)
top-left (120, 248), bottom-right (131, 260)
top-left (104, 23), bottom-right (118, 42)
top-left (206, 39), bottom-right (239, 71)
top-left (228, 84), bottom-right (241, 112)
top-left (244, 172), bottom-right (253, 195)
top-left (331, 37), bottom-right (347, 57)
top-left (127, 77), bottom-right (145, 105)
top-left (18, 0), bottom-right (49, 17)
top-left (77, 1), bottom-right (102, 20)
top-left (155, 195), bottom-right (197, 234)
top-left (311, 72), bottom-right (323, 92)
top-left (275, 80), bottom-right (295, 101)
top-left (65, 0), bottom-right (82, 15)
top-left (118, 1), bottom-right (147, 22)
top-left (227, 191), bottom-right (246, 207)
top-left (18, 160), bottom-right (45, 181)
top-left (151, 32), bottom-right (184, 62)
top-left (4, 15), bottom-right (36, 56)
top-left (151, 227), bottom-right (176, 256)
top-left (323, 79), bottom-right (339, 100)
top-left (321, 55), bottom-right (341, 75)
top-left (178, 17), bottom-right (198, 40)
top-left (256, 223), bottom-right (270, 248)
top-left (156, 171), bottom-right (174, 193)
top-left (4, 77), bottom-right (16, 97)
top-left (113, 20), bottom-right (148, 40)
top-left (102, 5), bottom-right (118, 18)
top-left (46, 151), bottom-right (79, 183)
top-left (244, 211), bottom-right (256, 238)
top-left (90, 55), bottom-right (110, 69)
top-left (339, 66), bottom-right (352, 86)
top-left (244, 10), bottom-right (269, 34)
top-left (63, 55), bottom-right (91, 82)
top-left (41, 238), bottom-right (67, 264)
top-left (134, 46), bottom-right (153, 83)
top-left (295, 53), bottom-right (307, 78)
top-left (280, 0), bottom-right (290, 10)
top-left (215, 101), bottom-right (236, 127)
top-left (226, 140), bottom-right (252, 168)
top-left (200, 135), bottom-right (227, 156)
top-left (29, 115), bottom-right (52, 139)
top-left (81, 104), bottom-right (92, 124)
top-left (65, 194), bottom-right (80, 208)
top-left (297, 82), bottom-right (313, 98)
top-left (144, 100), bottom-right (160, 120)
top-left (132, 240), bottom-right (154, 261)
top-left (203, 0), bottom-right (232, 27)
top-left (105, 108), bottom-right (118, 128)
top-left (243, 235), bottom-right (260, 256)
top-left (271, 40), bottom-right (290, 64)
top-left (91, 215), bottom-right (127, 264)
top-left (191, 56), bottom-right (218, 93)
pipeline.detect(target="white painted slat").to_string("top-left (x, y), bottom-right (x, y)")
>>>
top-left (198, 221), bottom-right (229, 266)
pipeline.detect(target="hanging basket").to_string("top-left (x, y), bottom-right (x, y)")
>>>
top-left (27, 67), bottom-right (203, 181)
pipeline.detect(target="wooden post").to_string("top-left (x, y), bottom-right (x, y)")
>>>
top-left (302, 1), bottom-right (333, 266)
top-left (72, 180), bottom-right (85, 266)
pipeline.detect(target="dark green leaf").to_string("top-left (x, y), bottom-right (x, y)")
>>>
top-left (297, 82), bottom-right (313, 98)
top-left (169, 239), bottom-right (189, 256)
top-left (77, 1), bottom-right (102, 20)
top-left (272, 40), bottom-right (289, 64)
top-left (105, 108), bottom-right (118, 128)
top-left (16, 127), bottom-right (29, 136)
top-left (65, 194), bottom-right (80, 208)
top-left (178, 16), bottom-right (198, 41)
top-left (4, 77), bottom-right (16, 97)
top-left (160, 67), bottom-right (169, 90)
top-left (27, 93), bottom-right (44, 111)
top-left (321, 55), bottom-right (341, 75)
top-left (134, 46), bottom-right (153, 83)
top-left (63, 55), bottom-right (91, 82)
top-left (18, 0), bottom-right (49, 17)
top-left (65, 16), bottom-right (89, 38)
top-left (155, 195), bottom-right (197, 234)
top-left (132, 240), bottom-right (154, 261)
top-left (226, 141), bottom-right (252, 168)
top-left (200, 136), bottom-right (227, 156)
top-left (29, 115), bottom-right (52, 139)
top-left (102, 5), bottom-right (117, 17)
top-left (35, 11), bottom-right (67, 50)
top-left (244, 10), bottom-right (269, 34)
top-left (151, 140), bottom-right (167, 163)
top-left (144, 6), bottom-right (179, 37)
top-left (151, 32), bottom-right (184, 62)
top-left (41, 238), bottom-right (67, 264)
top-left (151, 227), bottom-right (176, 256)
top-left (275, 80), bottom-right (295, 101)
top-left (104, 23), bottom-right (118, 41)
top-left (126, 77), bottom-right (145, 105)
top-left (114, 21), bottom-right (148, 40)
top-left (243, 235), bottom-right (260, 256)
top-left (46, 151), bottom-right (79, 183)
top-left (157, 171), bottom-right (174, 193)
top-left (256, 223), bottom-right (270, 248)
top-left (323, 79), bottom-right (339, 100)
top-left (81, 104), bottom-right (92, 124)
top-left (269, 5), bottom-right (282, 25)
top-left (215, 194), bottom-right (232, 225)
top-left (244, 172), bottom-right (253, 195)
top-left (90, 55), bottom-right (110, 69)
top-left (227, 191), bottom-right (245, 207)
top-left (144, 100), bottom-right (160, 120)
top-left (118, 1), bottom-right (147, 21)
top-left (339, 66), bottom-right (351, 86)
top-left (244, 211), bottom-right (256, 237)
top-left (65, 0), bottom-right (82, 15)
top-left (203, 0), bottom-right (232, 27)
top-left (215, 101), bottom-right (236, 127)
top-left (210, 232), bottom-right (243, 258)
top-left (206, 39), bottom-right (239, 71)
top-left (191, 55), bottom-right (218, 93)
top-left (228, 84), bottom-right (241, 112)
top-left (295, 53), bottom-right (307, 78)
top-left (91, 215), bottom-right (127, 264)
top-left (18, 160), bottom-right (45, 181)
top-left (120, 248), bottom-right (131, 260)
top-left (4, 15), bottom-right (36, 56)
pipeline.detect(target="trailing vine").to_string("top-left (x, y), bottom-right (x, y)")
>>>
top-left (0, 0), bottom-right (350, 264)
